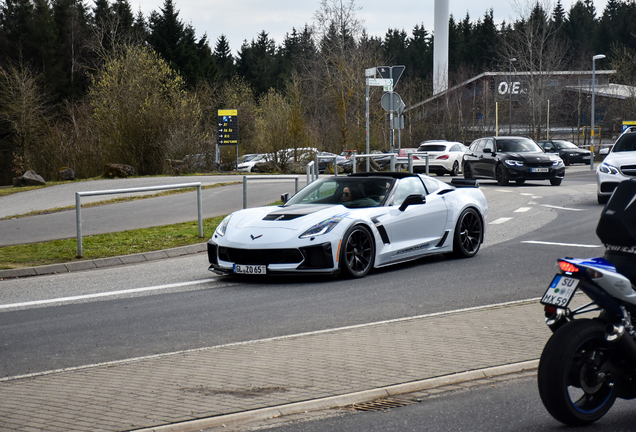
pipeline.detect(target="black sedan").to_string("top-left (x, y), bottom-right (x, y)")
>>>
top-left (463, 136), bottom-right (565, 186)
top-left (536, 139), bottom-right (591, 165)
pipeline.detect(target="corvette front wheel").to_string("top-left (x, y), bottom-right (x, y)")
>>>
top-left (340, 225), bottom-right (375, 278)
top-left (452, 208), bottom-right (483, 258)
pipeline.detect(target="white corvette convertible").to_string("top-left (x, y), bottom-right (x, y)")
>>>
top-left (207, 172), bottom-right (488, 278)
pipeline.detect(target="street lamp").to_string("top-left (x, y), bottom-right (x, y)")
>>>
top-left (591, 54), bottom-right (606, 170)
top-left (509, 58), bottom-right (516, 135)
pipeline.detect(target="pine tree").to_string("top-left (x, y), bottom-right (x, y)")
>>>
top-left (214, 34), bottom-right (235, 81)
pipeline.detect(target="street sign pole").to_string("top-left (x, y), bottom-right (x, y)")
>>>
top-left (389, 68), bottom-right (394, 153)
top-left (365, 67), bottom-right (375, 172)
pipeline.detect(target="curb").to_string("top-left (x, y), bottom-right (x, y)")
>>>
top-left (0, 242), bottom-right (208, 279)
top-left (134, 360), bottom-right (538, 432)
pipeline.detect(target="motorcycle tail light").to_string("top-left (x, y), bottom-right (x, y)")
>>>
top-left (544, 306), bottom-right (557, 314)
top-left (558, 260), bottom-right (579, 273)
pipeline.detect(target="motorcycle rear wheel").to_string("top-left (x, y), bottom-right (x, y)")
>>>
top-left (538, 319), bottom-right (618, 425)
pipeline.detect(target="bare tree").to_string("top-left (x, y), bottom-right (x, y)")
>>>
top-left (500, 0), bottom-right (569, 139)
top-left (311, 0), bottom-right (377, 151)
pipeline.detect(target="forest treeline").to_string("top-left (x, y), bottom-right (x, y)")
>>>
top-left (1, 0), bottom-right (635, 182)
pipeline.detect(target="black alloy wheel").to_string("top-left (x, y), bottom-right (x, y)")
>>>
top-left (496, 164), bottom-right (509, 186)
top-left (341, 225), bottom-right (375, 278)
top-left (463, 163), bottom-right (473, 179)
top-left (452, 208), bottom-right (483, 258)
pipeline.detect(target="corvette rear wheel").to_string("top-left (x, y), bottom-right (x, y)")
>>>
top-left (452, 208), bottom-right (483, 258)
top-left (340, 225), bottom-right (375, 278)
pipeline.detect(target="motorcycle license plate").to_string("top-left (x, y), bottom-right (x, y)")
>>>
top-left (541, 275), bottom-right (579, 307)
top-left (234, 264), bottom-right (267, 275)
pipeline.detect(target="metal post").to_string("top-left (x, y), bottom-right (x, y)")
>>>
top-left (352, 154), bottom-right (357, 174)
top-left (295, 178), bottom-right (299, 194)
top-left (197, 185), bottom-right (203, 238)
top-left (243, 176), bottom-right (248, 209)
top-left (76, 192), bottom-right (83, 258)
top-left (591, 54), bottom-right (605, 170)
top-left (408, 153), bottom-right (414, 173)
top-left (390, 154), bottom-right (396, 172)
top-left (509, 58), bottom-right (516, 135)
top-left (366, 80), bottom-right (370, 172)
top-left (389, 68), bottom-right (394, 154)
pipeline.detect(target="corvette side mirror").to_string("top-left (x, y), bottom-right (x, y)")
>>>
top-left (281, 192), bottom-right (290, 204)
top-left (399, 194), bottom-right (426, 212)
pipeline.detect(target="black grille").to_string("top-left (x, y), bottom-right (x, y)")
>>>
top-left (298, 243), bottom-right (333, 269)
top-left (218, 247), bottom-right (303, 265)
top-left (620, 165), bottom-right (636, 177)
top-left (525, 161), bottom-right (553, 168)
top-left (207, 242), bottom-right (218, 265)
top-left (600, 182), bottom-right (620, 193)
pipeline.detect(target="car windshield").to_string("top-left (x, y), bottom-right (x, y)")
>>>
top-left (497, 138), bottom-right (542, 153)
top-left (418, 144), bottom-right (447, 152)
top-left (613, 133), bottom-right (636, 152)
top-left (553, 141), bottom-right (578, 150)
top-left (284, 176), bottom-right (396, 208)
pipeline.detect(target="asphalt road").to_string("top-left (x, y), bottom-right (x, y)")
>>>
top-left (0, 168), bottom-right (603, 378)
top-left (234, 375), bottom-right (635, 432)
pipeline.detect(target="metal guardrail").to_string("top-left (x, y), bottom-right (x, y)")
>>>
top-left (243, 175), bottom-right (299, 209)
top-left (75, 183), bottom-right (203, 258)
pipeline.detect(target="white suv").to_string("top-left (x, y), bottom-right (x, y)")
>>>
top-left (597, 126), bottom-right (636, 204)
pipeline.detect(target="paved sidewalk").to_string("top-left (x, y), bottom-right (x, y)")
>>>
top-left (0, 300), bottom-right (551, 432)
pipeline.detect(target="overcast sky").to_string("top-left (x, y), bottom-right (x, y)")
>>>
top-left (129, 0), bottom-right (609, 54)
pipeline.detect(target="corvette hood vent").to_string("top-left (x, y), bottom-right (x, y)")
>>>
top-left (262, 204), bottom-right (333, 221)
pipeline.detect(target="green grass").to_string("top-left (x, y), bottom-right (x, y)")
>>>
top-left (0, 216), bottom-right (225, 269)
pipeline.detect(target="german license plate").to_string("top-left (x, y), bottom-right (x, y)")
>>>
top-left (531, 168), bottom-right (549, 173)
top-left (541, 275), bottom-right (579, 307)
top-left (234, 264), bottom-right (266, 274)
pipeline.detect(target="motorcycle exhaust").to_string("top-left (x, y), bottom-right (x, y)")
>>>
top-left (606, 324), bottom-right (636, 364)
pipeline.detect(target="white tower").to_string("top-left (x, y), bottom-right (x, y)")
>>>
top-left (433, 0), bottom-right (449, 95)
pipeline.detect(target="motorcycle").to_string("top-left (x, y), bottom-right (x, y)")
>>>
top-left (537, 180), bottom-right (636, 425)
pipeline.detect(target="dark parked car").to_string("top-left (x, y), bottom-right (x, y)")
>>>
top-left (463, 136), bottom-right (565, 186)
top-left (536, 139), bottom-right (591, 165)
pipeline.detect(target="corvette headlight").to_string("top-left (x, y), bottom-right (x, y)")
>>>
top-left (215, 215), bottom-right (232, 237)
top-left (599, 162), bottom-right (619, 175)
top-left (504, 160), bottom-right (523, 167)
top-left (299, 215), bottom-right (346, 239)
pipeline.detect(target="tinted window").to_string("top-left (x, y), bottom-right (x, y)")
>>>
top-left (474, 140), bottom-right (486, 153)
top-left (418, 144), bottom-right (447, 152)
top-left (612, 134), bottom-right (636, 152)
top-left (553, 140), bottom-right (578, 150)
top-left (496, 138), bottom-right (541, 153)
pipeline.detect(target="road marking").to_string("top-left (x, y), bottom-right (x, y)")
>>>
top-left (521, 240), bottom-right (603, 248)
top-left (489, 217), bottom-right (513, 224)
top-left (514, 207), bottom-right (532, 213)
top-left (0, 279), bottom-right (214, 310)
top-left (496, 189), bottom-right (513, 193)
top-left (540, 204), bottom-right (584, 212)
top-left (0, 297), bottom-right (541, 382)
top-left (519, 193), bottom-right (534, 196)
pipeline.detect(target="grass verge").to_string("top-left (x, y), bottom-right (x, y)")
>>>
top-left (0, 216), bottom-right (225, 269)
